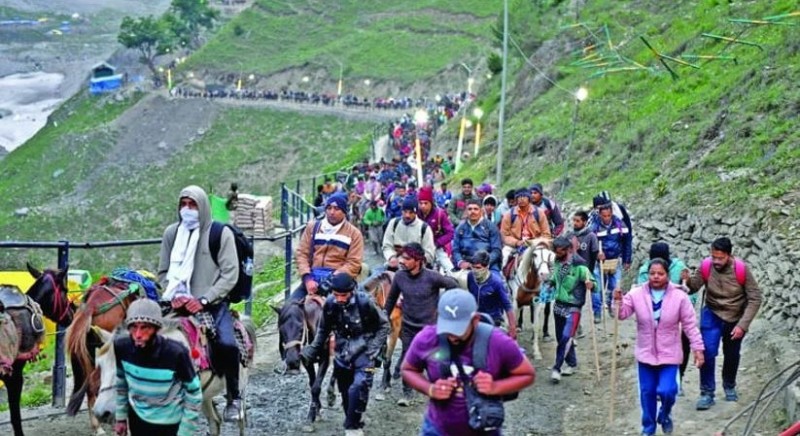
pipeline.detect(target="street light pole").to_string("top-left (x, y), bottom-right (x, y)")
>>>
top-left (473, 107), bottom-right (484, 155)
top-left (496, 0), bottom-right (509, 186)
top-left (563, 87), bottom-right (588, 194)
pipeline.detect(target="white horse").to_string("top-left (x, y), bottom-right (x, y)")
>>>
top-left (92, 318), bottom-right (255, 436)
top-left (512, 240), bottom-right (555, 360)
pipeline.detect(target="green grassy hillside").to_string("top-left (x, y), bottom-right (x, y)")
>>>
top-left (183, 0), bottom-right (498, 83)
top-left (456, 0), bottom-right (798, 217)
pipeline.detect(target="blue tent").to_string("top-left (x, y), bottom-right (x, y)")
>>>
top-left (89, 62), bottom-right (123, 94)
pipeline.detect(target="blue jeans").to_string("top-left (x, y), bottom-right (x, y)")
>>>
top-left (699, 306), bottom-right (742, 397)
top-left (420, 416), bottom-right (502, 436)
top-left (592, 261), bottom-right (621, 314)
top-left (207, 303), bottom-right (240, 399)
top-left (333, 357), bottom-right (374, 430)
top-left (553, 310), bottom-right (580, 371)
top-left (638, 363), bottom-right (679, 435)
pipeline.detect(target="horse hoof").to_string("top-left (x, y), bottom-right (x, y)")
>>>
top-left (95, 428), bottom-right (107, 436)
top-left (301, 424), bottom-right (315, 433)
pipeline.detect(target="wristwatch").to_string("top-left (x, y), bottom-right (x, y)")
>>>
top-left (199, 297), bottom-right (209, 307)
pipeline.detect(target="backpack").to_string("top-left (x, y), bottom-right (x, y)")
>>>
top-left (209, 222), bottom-right (254, 304)
top-left (700, 257), bottom-right (747, 287)
top-left (509, 207), bottom-right (540, 226)
top-left (391, 217), bottom-right (429, 241)
top-left (437, 322), bottom-right (519, 401)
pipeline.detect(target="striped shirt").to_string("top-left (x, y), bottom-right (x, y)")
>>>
top-left (114, 335), bottom-right (202, 436)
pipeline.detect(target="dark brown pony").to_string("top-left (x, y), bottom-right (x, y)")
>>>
top-left (65, 277), bottom-right (142, 434)
top-left (361, 270), bottom-right (402, 392)
top-left (274, 294), bottom-right (331, 428)
top-left (1, 263), bottom-right (74, 436)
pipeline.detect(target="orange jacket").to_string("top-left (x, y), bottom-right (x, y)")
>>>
top-left (499, 206), bottom-right (551, 247)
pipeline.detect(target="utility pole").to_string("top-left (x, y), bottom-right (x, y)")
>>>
top-left (496, 0), bottom-right (509, 185)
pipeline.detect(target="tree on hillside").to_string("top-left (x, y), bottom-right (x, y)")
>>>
top-left (118, 16), bottom-right (174, 76)
top-left (169, 0), bottom-right (219, 48)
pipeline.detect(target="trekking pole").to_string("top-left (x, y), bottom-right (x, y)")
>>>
top-left (588, 301), bottom-right (602, 381)
top-left (599, 242), bottom-right (607, 331)
top-left (608, 291), bottom-right (620, 424)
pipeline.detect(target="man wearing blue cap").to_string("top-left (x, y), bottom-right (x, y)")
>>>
top-left (292, 194), bottom-right (364, 301)
top-left (382, 196), bottom-right (436, 268)
top-left (401, 289), bottom-right (535, 436)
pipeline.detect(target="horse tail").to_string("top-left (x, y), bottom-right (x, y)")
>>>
top-left (65, 304), bottom-right (94, 414)
top-left (66, 375), bottom-right (87, 416)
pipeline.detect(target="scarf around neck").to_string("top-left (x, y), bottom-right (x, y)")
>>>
top-left (163, 223), bottom-right (200, 301)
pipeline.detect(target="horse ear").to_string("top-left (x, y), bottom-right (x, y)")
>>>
top-left (26, 262), bottom-right (42, 279)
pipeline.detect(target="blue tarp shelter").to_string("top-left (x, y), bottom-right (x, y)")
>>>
top-left (89, 62), bottom-right (123, 94)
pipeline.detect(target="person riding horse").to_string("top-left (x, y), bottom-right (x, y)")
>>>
top-left (301, 273), bottom-right (389, 436)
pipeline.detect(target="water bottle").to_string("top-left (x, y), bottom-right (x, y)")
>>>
top-left (243, 257), bottom-right (254, 277)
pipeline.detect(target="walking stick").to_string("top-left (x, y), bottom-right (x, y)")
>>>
top-left (599, 242), bottom-right (607, 331)
top-left (608, 292), bottom-right (620, 424)
top-left (588, 288), bottom-right (602, 381)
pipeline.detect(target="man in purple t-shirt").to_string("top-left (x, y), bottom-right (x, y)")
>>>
top-left (401, 289), bottom-right (536, 436)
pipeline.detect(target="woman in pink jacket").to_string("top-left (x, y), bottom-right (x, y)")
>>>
top-left (614, 258), bottom-right (704, 436)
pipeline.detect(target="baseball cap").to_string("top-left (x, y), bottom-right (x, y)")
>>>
top-left (436, 289), bottom-right (477, 336)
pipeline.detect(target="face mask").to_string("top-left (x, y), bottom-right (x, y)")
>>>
top-left (180, 207), bottom-right (200, 230)
top-left (474, 268), bottom-right (490, 283)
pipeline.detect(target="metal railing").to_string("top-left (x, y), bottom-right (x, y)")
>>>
top-left (0, 183), bottom-right (319, 411)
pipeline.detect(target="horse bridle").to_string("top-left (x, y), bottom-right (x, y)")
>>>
top-left (45, 272), bottom-right (73, 325)
top-left (281, 300), bottom-right (309, 351)
top-left (532, 246), bottom-right (554, 277)
top-left (94, 283), bottom-right (139, 316)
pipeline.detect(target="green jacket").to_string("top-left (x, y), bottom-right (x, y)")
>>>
top-left (362, 207), bottom-right (385, 227)
top-left (553, 255), bottom-right (597, 307)
top-left (637, 257), bottom-right (697, 304)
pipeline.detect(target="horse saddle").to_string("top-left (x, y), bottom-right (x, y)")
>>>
top-left (0, 285), bottom-right (27, 310)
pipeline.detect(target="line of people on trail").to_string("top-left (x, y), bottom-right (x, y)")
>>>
top-left (288, 171), bottom-right (762, 436)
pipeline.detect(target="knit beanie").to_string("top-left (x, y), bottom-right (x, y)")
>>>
top-left (402, 196), bottom-right (418, 212)
top-left (325, 194), bottom-right (348, 212)
top-left (649, 242), bottom-right (670, 261)
top-left (418, 187), bottom-right (434, 203)
top-left (530, 183), bottom-right (543, 195)
top-left (125, 299), bottom-right (163, 329)
top-left (515, 188), bottom-right (532, 199)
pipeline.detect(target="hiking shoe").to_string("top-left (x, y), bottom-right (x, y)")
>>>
top-left (576, 326), bottom-right (585, 339)
top-left (542, 333), bottom-right (554, 343)
top-left (223, 398), bottom-right (242, 422)
top-left (562, 365), bottom-right (576, 376)
top-left (550, 369), bottom-right (561, 383)
top-left (397, 392), bottom-right (412, 407)
top-left (344, 429), bottom-right (365, 436)
top-left (661, 416), bottom-right (674, 434)
top-left (724, 387), bottom-right (739, 402)
top-left (695, 394), bottom-right (715, 410)
top-left (594, 313), bottom-right (602, 324)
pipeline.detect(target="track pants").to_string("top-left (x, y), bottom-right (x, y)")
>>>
top-left (638, 363), bottom-right (679, 435)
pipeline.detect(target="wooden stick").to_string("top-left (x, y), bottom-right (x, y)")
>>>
top-left (599, 241), bottom-right (607, 332)
top-left (588, 303), bottom-right (602, 381)
top-left (608, 295), bottom-right (620, 424)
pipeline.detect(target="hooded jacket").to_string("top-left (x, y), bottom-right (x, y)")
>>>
top-left (158, 185), bottom-right (238, 304)
top-left (618, 282), bottom-right (705, 366)
top-left (419, 206), bottom-right (454, 250)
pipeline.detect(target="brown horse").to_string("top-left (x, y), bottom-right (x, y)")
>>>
top-left (513, 241), bottom-right (555, 360)
top-left (361, 270), bottom-right (402, 392)
top-left (1, 263), bottom-right (75, 436)
top-left (65, 277), bottom-right (143, 434)
top-left (274, 294), bottom-right (333, 429)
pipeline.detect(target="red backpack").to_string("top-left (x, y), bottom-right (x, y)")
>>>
top-left (699, 257), bottom-right (747, 287)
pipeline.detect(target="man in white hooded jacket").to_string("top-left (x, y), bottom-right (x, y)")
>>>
top-left (157, 185), bottom-right (243, 422)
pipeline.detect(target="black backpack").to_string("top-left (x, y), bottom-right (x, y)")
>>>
top-left (209, 222), bottom-right (254, 304)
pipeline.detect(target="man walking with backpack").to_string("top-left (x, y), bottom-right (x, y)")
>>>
top-left (682, 237), bottom-right (762, 411)
top-left (301, 273), bottom-right (389, 436)
top-left (157, 185), bottom-right (243, 421)
top-left (292, 194), bottom-right (365, 301)
top-left (401, 289), bottom-right (535, 436)
top-left (382, 197), bottom-right (436, 269)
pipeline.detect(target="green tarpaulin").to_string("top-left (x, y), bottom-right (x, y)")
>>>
top-left (210, 195), bottom-right (230, 223)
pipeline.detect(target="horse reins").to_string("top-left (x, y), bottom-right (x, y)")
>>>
top-left (94, 283), bottom-right (140, 316)
top-left (45, 272), bottom-right (73, 324)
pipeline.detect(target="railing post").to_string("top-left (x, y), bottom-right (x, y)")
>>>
top-left (284, 233), bottom-right (293, 299)
top-left (245, 235), bottom-right (254, 317)
top-left (52, 241), bottom-right (69, 408)
top-left (280, 183), bottom-right (288, 230)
